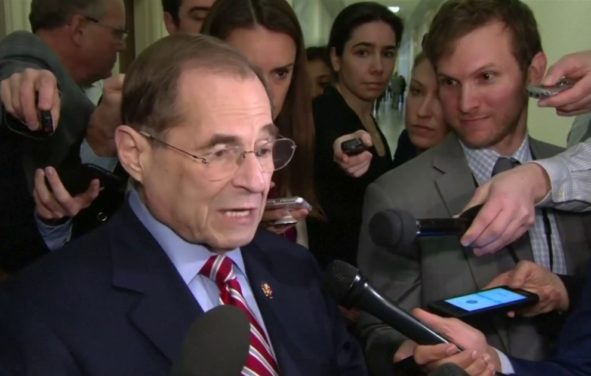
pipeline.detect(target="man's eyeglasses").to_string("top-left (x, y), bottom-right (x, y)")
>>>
top-left (84, 16), bottom-right (128, 41)
top-left (139, 131), bottom-right (297, 181)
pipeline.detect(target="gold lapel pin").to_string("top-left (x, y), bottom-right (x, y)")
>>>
top-left (261, 282), bottom-right (274, 299)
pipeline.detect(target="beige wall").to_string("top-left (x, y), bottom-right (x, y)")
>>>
top-left (0, 2), bottom-right (5, 38)
top-left (0, 0), bottom-right (32, 36)
top-left (134, 0), bottom-right (167, 55)
top-left (523, 0), bottom-right (591, 146)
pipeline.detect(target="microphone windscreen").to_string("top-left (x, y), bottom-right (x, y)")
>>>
top-left (370, 209), bottom-right (417, 249)
top-left (323, 260), bottom-right (358, 303)
top-left (171, 305), bottom-right (250, 376)
top-left (428, 363), bottom-right (470, 376)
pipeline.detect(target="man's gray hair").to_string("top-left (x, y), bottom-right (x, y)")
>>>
top-left (29, 0), bottom-right (109, 33)
top-left (121, 33), bottom-right (272, 135)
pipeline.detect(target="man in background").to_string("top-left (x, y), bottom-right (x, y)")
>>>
top-left (0, 0), bottom-right (126, 275)
top-left (162, 0), bottom-right (216, 34)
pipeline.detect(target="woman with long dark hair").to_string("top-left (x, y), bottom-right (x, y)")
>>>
top-left (313, 2), bottom-right (403, 266)
top-left (202, 0), bottom-right (321, 247)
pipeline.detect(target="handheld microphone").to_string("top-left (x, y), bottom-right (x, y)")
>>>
top-left (369, 205), bottom-right (483, 249)
top-left (171, 305), bottom-right (250, 376)
top-left (323, 260), bottom-right (450, 345)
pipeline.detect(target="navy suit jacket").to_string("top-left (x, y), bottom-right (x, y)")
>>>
top-left (510, 261), bottom-right (591, 375)
top-left (0, 202), bottom-right (367, 375)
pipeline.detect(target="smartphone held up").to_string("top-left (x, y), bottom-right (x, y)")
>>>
top-left (265, 196), bottom-right (312, 226)
top-left (527, 78), bottom-right (574, 99)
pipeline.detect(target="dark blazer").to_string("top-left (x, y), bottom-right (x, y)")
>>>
top-left (356, 133), bottom-right (591, 374)
top-left (0, 201), bottom-right (367, 376)
top-left (392, 129), bottom-right (418, 168)
top-left (511, 261), bottom-right (591, 375)
top-left (0, 31), bottom-right (124, 273)
top-left (312, 85), bottom-right (394, 267)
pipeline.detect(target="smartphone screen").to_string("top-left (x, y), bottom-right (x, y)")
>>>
top-left (428, 286), bottom-right (538, 318)
top-left (444, 287), bottom-right (527, 312)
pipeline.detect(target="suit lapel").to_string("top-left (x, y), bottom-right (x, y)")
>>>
top-left (241, 234), bottom-right (309, 374)
top-left (241, 239), bottom-right (286, 358)
top-left (430, 135), bottom-right (528, 288)
top-left (109, 205), bottom-right (201, 363)
top-left (431, 135), bottom-right (476, 217)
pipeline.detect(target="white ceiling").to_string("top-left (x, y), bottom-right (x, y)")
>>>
top-left (345, 0), bottom-right (421, 20)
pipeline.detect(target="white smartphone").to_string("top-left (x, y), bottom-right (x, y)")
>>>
top-left (265, 196), bottom-right (312, 211)
top-left (265, 196), bottom-right (312, 226)
top-left (527, 78), bottom-right (573, 99)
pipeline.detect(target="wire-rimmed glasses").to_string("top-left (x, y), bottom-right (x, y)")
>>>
top-left (139, 131), bottom-right (296, 181)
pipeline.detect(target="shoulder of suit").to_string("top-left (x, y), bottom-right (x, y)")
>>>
top-left (249, 230), bottom-right (318, 265)
top-left (528, 136), bottom-right (564, 158)
top-left (0, 31), bottom-right (45, 55)
top-left (373, 141), bottom-right (443, 184)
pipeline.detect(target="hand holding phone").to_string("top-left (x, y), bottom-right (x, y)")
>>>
top-left (427, 286), bottom-right (539, 318)
top-left (45, 163), bottom-right (125, 196)
top-left (527, 78), bottom-right (574, 99)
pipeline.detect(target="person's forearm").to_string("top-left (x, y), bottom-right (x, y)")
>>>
top-left (534, 139), bottom-right (591, 212)
top-left (84, 108), bottom-right (117, 157)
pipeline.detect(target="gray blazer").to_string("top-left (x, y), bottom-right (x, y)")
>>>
top-left (356, 133), bottom-right (591, 374)
top-left (0, 31), bottom-right (96, 272)
top-left (0, 31), bottom-right (94, 186)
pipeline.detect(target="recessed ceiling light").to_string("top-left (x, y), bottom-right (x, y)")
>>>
top-left (388, 6), bottom-right (401, 13)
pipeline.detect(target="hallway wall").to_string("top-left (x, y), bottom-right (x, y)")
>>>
top-left (1, 0), bottom-right (589, 146)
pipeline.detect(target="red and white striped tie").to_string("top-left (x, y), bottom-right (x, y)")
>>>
top-left (200, 255), bottom-right (279, 376)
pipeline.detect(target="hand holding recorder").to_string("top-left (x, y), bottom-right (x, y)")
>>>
top-left (536, 50), bottom-right (591, 116)
top-left (0, 68), bottom-right (60, 133)
top-left (333, 130), bottom-right (373, 178)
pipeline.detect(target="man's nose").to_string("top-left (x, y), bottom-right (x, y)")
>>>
top-left (232, 153), bottom-right (268, 192)
top-left (459, 84), bottom-right (479, 113)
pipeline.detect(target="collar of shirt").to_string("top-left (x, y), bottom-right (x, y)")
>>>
top-left (461, 136), bottom-right (533, 186)
top-left (127, 189), bottom-right (258, 312)
top-left (127, 189), bottom-right (275, 348)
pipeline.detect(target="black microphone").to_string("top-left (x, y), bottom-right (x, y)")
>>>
top-left (323, 260), bottom-right (450, 345)
top-left (171, 305), bottom-right (250, 376)
top-left (370, 205), bottom-right (483, 249)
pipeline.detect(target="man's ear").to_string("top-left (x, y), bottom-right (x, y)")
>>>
top-left (527, 51), bottom-right (548, 85)
top-left (69, 13), bottom-right (88, 46)
top-left (330, 47), bottom-right (341, 73)
top-left (163, 12), bottom-right (178, 35)
top-left (115, 125), bottom-right (148, 184)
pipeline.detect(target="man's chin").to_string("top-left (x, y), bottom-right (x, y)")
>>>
top-left (209, 232), bottom-right (257, 253)
top-left (456, 131), bottom-right (498, 150)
